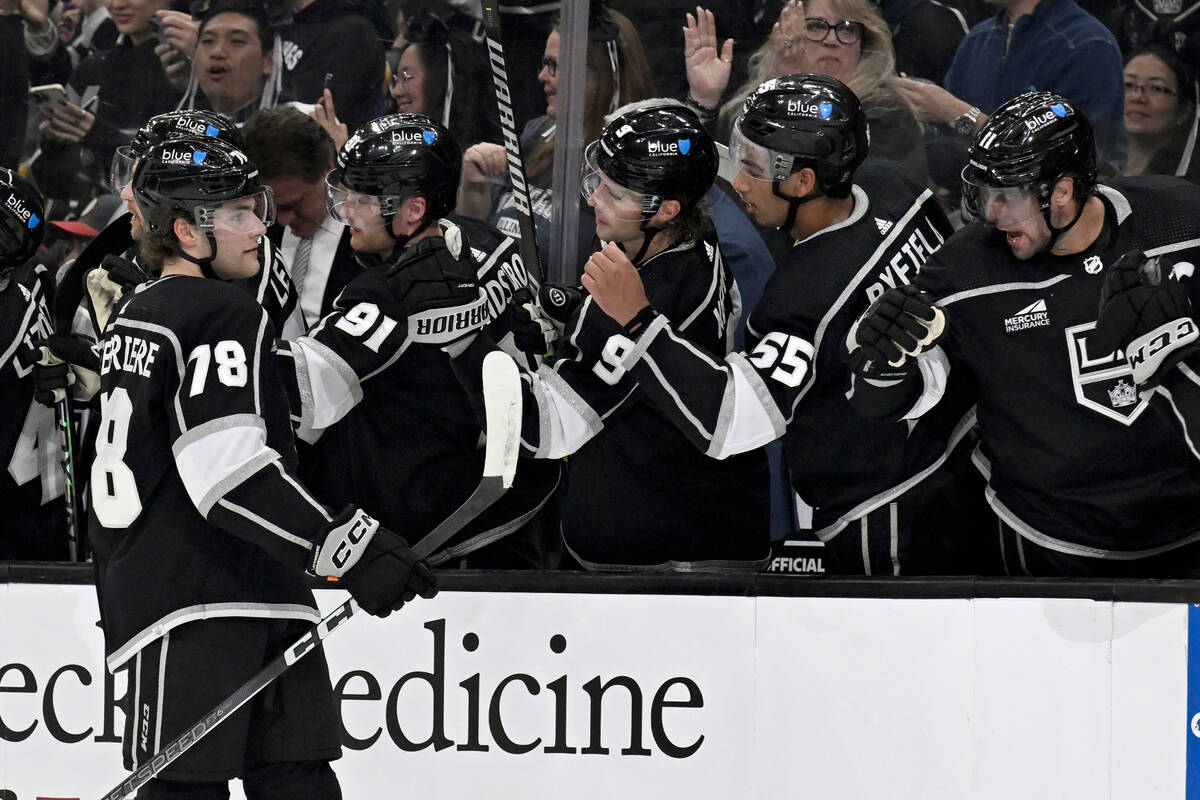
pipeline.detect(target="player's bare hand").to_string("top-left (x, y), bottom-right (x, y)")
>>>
top-left (772, 1), bottom-right (807, 75)
top-left (581, 242), bottom-right (650, 327)
top-left (683, 7), bottom-right (733, 110)
top-left (311, 89), bottom-right (348, 151)
top-left (462, 142), bottom-right (507, 184)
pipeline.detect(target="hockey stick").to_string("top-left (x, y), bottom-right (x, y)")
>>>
top-left (96, 350), bottom-right (524, 800)
top-left (482, 5), bottom-right (545, 287)
top-left (56, 396), bottom-right (80, 561)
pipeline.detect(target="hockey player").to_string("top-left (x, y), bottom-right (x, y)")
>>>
top-left (846, 90), bottom-right (1200, 577)
top-left (429, 100), bottom-right (771, 569)
top-left (579, 77), bottom-right (968, 574)
top-left (279, 114), bottom-right (562, 567)
top-left (90, 136), bottom-right (436, 795)
top-left (0, 169), bottom-right (70, 560)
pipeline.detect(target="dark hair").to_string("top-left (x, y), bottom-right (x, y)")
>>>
top-left (139, 209), bottom-right (192, 270)
top-left (198, 0), bottom-right (273, 51)
top-left (526, 9), bottom-right (656, 181)
top-left (396, 10), bottom-right (498, 149)
top-left (1126, 44), bottom-right (1195, 97)
top-left (242, 106), bottom-right (336, 183)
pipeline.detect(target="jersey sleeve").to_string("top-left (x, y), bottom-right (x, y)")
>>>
top-left (276, 270), bottom-right (414, 443)
top-left (165, 299), bottom-right (332, 569)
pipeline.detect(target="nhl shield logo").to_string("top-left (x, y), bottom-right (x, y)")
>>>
top-left (1083, 255), bottom-right (1103, 274)
top-left (1065, 321), bottom-right (1150, 425)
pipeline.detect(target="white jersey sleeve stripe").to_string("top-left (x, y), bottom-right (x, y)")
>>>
top-left (904, 345), bottom-right (951, 420)
top-left (291, 334), bottom-right (364, 442)
top-left (708, 353), bottom-right (788, 459)
top-left (530, 364), bottom-right (604, 458)
top-left (215, 497), bottom-right (313, 549)
top-left (172, 414), bottom-right (279, 515)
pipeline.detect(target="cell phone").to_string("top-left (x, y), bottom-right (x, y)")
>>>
top-left (28, 83), bottom-right (70, 111)
top-left (148, 15), bottom-right (170, 47)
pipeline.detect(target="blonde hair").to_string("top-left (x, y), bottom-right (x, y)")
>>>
top-left (717, 0), bottom-right (900, 136)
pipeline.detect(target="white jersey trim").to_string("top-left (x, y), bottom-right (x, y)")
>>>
top-left (708, 353), bottom-right (786, 459)
top-left (531, 364), bottom-right (603, 458)
top-left (107, 602), bottom-right (321, 671)
top-left (292, 334), bottom-right (364, 442)
top-left (172, 414), bottom-right (278, 515)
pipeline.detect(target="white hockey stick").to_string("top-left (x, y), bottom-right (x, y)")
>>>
top-left (98, 350), bottom-right (523, 800)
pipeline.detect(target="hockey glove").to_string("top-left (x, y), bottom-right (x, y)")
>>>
top-left (1093, 249), bottom-right (1198, 387)
top-left (538, 283), bottom-right (585, 327)
top-left (503, 289), bottom-right (559, 356)
top-left (311, 507), bottom-right (438, 618)
top-left (844, 285), bottom-right (947, 378)
top-left (86, 255), bottom-right (150, 334)
top-left (33, 333), bottom-right (101, 406)
top-left (387, 236), bottom-right (489, 351)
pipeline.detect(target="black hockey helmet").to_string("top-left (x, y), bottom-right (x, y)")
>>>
top-left (732, 73), bottom-right (869, 198)
top-left (582, 102), bottom-right (718, 218)
top-left (961, 91), bottom-right (1097, 227)
top-left (0, 168), bottom-right (45, 275)
top-left (326, 113), bottom-right (462, 234)
top-left (132, 137), bottom-right (274, 276)
top-left (112, 110), bottom-right (243, 192)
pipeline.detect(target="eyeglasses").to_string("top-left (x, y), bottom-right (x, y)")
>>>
top-left (391, 69), bottom-right (414, 90)
top-left (804, 18), bottom-right (864, 45)
top-left (1124, 80), bottom-right (1177, 98)
top-left (540, 56), bottom-right (558, 77)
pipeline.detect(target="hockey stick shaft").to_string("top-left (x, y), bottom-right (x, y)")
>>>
top-left (482, 5), bottom-right (545, 287)
top-left (56, 396), bottom-right (80, 561)
top-left (96, 352), bottom-right (524, 800)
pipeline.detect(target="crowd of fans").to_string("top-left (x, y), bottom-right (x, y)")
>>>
top-left (2, 0), bottom-right (1198, 578)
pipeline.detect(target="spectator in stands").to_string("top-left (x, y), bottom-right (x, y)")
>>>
top-left (242, 105), bottom-right (358, 328)
top-left (1103, 1), bottom-right (1200, 67)
top-left (35, 0), bottom-right (180, 206)
top-left (688, 0), bottom-right (927, 182)
top-left (457, 6), bottom-right (654, 263)
top-left (174, 0), bottom-right (280, 124)
top-left (279, 0), bottom-right (387, 134)
top-left (58, 0), bottom-right (115, 68)
top-left (389, 9), bottom-right (497, 150)
top-left (1, 0), bottom-right (57, 169)
top-left (894, 0), bottom-right (1126, 188)
top-left (1121, 45), bottom-right (1198, 183)
top-left (872, 0), bottom-right (969, 85)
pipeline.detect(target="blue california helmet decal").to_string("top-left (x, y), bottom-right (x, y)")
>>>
top-left (423, 130), bottom-right (437, 145)
top-left (1050, 103), bottom-right (1067, 118)
top-left (27, 212), bottom-right (40, 229)
top-left (193, 150), bottom-right (207, 165)
top-left (205, 124), bottom-right (221, 138)
top-left (678, 138), bottom-right (691, 155)
top-left (819, 101), bottom-right (833, 119)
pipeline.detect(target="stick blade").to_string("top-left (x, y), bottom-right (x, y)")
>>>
top-left (481, 350), bottom-right (522, 488)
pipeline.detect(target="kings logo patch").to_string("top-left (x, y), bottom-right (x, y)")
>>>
top-left (1065, 321), bottom-right (1151, 424)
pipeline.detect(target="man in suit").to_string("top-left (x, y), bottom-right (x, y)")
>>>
top-left (243, 104), bottom-right (360, 330)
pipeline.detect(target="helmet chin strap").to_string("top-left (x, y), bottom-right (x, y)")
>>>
top-left (1042, 197), bottom-right (1087, 250)
top-left (170, 232), bottom-right (223, 280)
top-left (773, 181), bottom-right (823, 240)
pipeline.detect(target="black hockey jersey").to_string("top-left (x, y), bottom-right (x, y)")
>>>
top-left (852, 176), bottom-right (1200, 556)
top-left (507, 226), bottom-right (770, 568)
top-left (281, 217), bottom-right (560, 561)
top-left (615, 161), bottom-right (961, 536)
top-left (0, 262), bottom-right (68, 559)
top-left (89, 276), bottom-right (332, 670)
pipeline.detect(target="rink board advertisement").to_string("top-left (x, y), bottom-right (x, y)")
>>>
top-left (0, 583), bottom-right (1195, 799)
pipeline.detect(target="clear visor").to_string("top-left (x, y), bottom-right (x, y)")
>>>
top-left (325, 173), bottom-right (402, 228)
top-left (729, 121), bottom-right (790, 184)
top-left (579, 141), bottom-right (660, 221)
top-left (195, 189), bottom-right (275, 237)
top-left (960, 168), bottom-right (1042, 228)
top-left (110, 146), bottom-right (136, 194)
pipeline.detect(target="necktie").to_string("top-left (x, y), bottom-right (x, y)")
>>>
top-left (292, 235), bottom-right (312, 297)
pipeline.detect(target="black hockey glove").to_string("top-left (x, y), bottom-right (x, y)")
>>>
top-left (1093, 250), bottom-right (1198, 387)
top-left (86, 255), bottom-right (151, 334)
top-left (844, 285), bottom-right (947, 378)
top-left (502, 290), bottom-right (558, 356)
top-left (386, 236), bottom-right (489, 351)
top-left (538, 282), bottom-right (585, 325)
top-left (311, 507), bottom-right (438, 618)
top-left (33, 334), bottom-right (102, 407)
